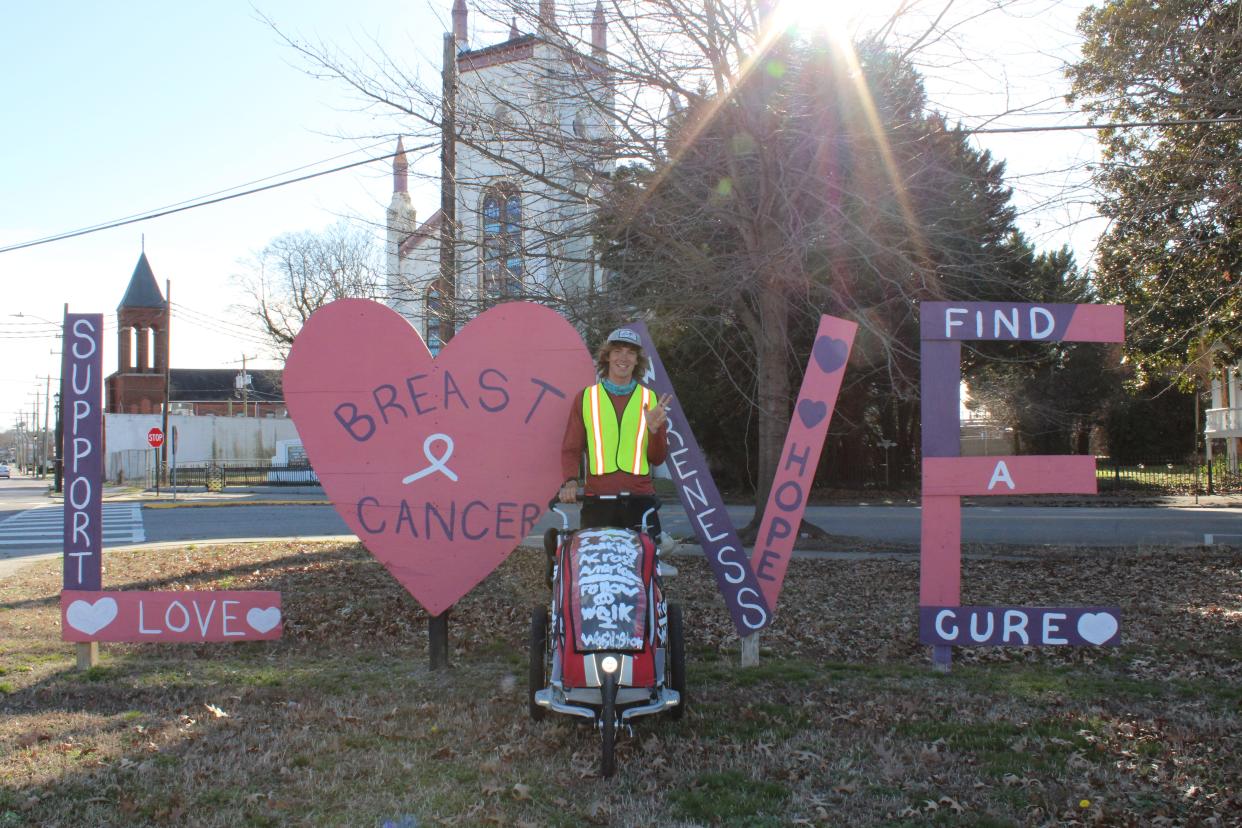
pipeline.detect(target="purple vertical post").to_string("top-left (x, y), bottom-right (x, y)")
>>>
top-left (628, 320), bottom-right (772, 636)
top-left (920, 338), bottom-right (961, 668)
top-left (62, 313), bottom-right (104, 592)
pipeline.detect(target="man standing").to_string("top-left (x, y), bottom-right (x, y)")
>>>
top-left (559, 327), bottom-right (671, 541)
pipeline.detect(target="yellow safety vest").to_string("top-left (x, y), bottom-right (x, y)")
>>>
top-left (582, 383), bottom-right (654, 476)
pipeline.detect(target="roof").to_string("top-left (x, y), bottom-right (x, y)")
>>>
top-left (398, 209), bottom-right (443, 257)
top-left (118, 252), bottom-right (167, 310)
top-left (457, 34), bottom-right (536, 74)
top-left (169, 369), bottom-right (284, 403)
top-left (456, 34), bottom-right (606, 77)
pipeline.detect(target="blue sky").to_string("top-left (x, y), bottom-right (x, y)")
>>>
top-left (0, 0), bottom-right (1100, 431)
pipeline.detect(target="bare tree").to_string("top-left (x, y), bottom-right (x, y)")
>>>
top-left (269, 0), bottom-right (1058, 511)
top-left (236, 220), bottom-right (382, 357)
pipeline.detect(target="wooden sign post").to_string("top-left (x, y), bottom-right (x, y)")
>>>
top-left (59, 313), bottom-right (281, 665)
top-left (919, 302), bottom-right (1125, 670)
top-left (61, 313), bottom-right (104, 668)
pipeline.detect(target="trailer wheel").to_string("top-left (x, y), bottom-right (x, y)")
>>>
top-left (528, 605), bottom-right (549, 721)
top-left (600, 670), bottom-right (618, 778)
top-left (667, 602), bottom-right (686, 720)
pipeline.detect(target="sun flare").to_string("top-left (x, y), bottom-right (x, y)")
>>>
top-left (767, 0), bottom-right (891, 40)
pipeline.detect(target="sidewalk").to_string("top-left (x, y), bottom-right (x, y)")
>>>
top-left (48, 485), bottom-right (331, 507)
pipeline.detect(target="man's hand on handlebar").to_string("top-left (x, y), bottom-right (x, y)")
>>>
top-left (558, 480), bottom-right (580, 503)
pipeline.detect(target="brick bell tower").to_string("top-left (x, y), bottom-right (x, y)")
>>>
top-left (106, 251), bottom-right (169, 414)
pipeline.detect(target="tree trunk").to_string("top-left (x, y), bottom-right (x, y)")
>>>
top-left (746, 276), bottom-right (791, 533)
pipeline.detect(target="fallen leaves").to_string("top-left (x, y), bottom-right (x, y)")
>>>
top-left (2, 540), bottom-right (1241, 826)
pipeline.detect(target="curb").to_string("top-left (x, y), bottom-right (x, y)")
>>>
top-left (141, 500), bottom-right (330, 510)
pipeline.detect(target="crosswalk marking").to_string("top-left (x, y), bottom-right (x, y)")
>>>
top-left (0, 504), bottom-right (145, 547)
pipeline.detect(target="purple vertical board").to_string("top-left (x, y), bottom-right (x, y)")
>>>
top-left (920, 339), bottom-right (961, 459)
top-left (62, 314), bottom-right (104, 591)
top-left (627, 321), bottom-right (772, 635)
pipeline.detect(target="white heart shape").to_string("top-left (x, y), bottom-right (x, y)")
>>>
top-left (66, 598), bottom-right (118, 636)
top-left (1077, 612), bottom-right (1118, 645)
top-left (246, 607), bottom-right (281, 634)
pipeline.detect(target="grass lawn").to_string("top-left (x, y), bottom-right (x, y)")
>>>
top-left (2, 541), bottom-right (1240, 826)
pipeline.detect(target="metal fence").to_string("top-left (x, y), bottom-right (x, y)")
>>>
top-left (169, 460), bottom-right (320, 490)
top-left (117, 453), bottom-right (1239, 496)
top-left (1095, 456), bottom-right (1241, 495)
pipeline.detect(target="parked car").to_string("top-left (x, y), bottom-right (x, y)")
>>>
top-left (0, 464), bottom-right (10, 479)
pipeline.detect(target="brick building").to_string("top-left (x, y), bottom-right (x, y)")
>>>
top-left (105, 252), bottom-right (286, 417)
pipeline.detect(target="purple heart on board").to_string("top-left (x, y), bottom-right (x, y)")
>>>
top-left (813, 336), bottom-right (849, 373)
top-left (797, 399), bottom-right (827, 428)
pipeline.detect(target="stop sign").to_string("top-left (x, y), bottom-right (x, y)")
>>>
top-left (147, 427), bottom-right (165, 448)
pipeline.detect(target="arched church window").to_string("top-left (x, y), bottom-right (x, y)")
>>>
top-left (481, 184), bottom-right (523, 301)
top-left (425, 287), bottom-right (444, 356)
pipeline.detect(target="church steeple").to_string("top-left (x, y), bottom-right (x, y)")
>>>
top-left (116, 251), bottom-right (168, 380)
top-left (452, 0), bottom-right (468, 49)
top-left (393, 135), bottom-right (409, 194)
top-left (591, 1), bottom-right (607, 58)
top-left (386, 137), bottom-right (417, 306)
top-left (118, 252), bottom-right (166, 311)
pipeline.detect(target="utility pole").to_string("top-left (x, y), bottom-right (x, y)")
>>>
top-left (54, 303), bottom-right (67, 493)
top-left (428, 30), bottom-right (459, 670)
top-left (228, 354), bottom-right (258, 417)
top-left (161, 281), bottom-right (171, 482)
top-left (37, 374), bottom-right (52, 482)
top-left (29, 392), bottom-right (41, 477)
top-left (438, 30), bottom-right (458, 346)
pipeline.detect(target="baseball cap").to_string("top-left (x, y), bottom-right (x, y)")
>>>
top-left (607, 327), bottom-right (642, 347)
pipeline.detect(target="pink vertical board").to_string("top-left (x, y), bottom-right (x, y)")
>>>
top-left (919, 496), bottom-right (961, 606)
top-left (61, 591), bottom-right (282, 642)
top-left (922, 455), bottom-right (1097, 496)
top-left (283, 299), bottom-right (595, 616)
top-left (752, 316), bottom-right (857, 611)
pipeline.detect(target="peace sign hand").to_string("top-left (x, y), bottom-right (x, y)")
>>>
top-left (647, 393), bottom-right (673, 432)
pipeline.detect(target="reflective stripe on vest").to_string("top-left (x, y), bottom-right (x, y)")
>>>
top-left (582, 383), bottom-right (652, 476)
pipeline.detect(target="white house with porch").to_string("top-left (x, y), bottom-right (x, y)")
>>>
top-left (1205, 363), bottom-right (1242, 474)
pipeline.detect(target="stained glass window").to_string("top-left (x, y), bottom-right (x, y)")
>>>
top-left (426, 287), bottom-right (444, 356)
top-left (481, 184), bottom-right (523, 301)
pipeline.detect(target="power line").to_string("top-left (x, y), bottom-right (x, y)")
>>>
top-left (2, 110), bottom-right (1236, 258)
top-left (966, 115), bottom-right (1242, 135)
top-left (0, 142), bottom-right (436, 256)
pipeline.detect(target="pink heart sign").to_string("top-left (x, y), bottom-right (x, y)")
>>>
top-left (284, 299), bottom-right (595, 615)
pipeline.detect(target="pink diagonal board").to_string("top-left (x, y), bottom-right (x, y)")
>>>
top-left (752, 315), bottom-right (857, 610)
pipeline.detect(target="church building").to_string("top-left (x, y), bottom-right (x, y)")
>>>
top-left (386, 0), bottom-right (614, 351)
top-left (105, 252), bottom-right (285, 417)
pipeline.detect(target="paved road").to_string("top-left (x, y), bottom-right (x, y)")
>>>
top-left (0, 475), bottom-right (57, 521)
top-left (0, 503), bottom-right (145, 548)
top-left (3, 489), bottom-right (1239, 577)
top-left (142, 501), bottom-right (1242, 548)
